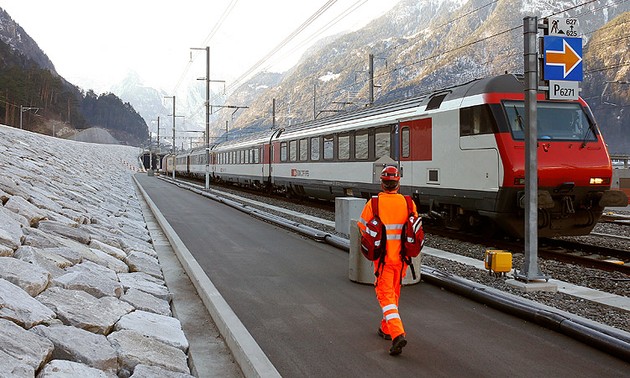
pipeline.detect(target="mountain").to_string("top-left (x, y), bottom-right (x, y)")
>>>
top-left (0, 8), bottom-right (55, 72)
top-left (0, 7), bottom-right (149, 146)
top-left (205, 0), bottom-right (629, 153)
top-left (582, 11), bottom-right (630, 154)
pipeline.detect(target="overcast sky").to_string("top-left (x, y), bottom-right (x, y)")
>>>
top-left (1, 0), bottom-right (400, 93)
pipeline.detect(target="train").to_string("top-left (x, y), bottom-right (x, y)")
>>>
top-left (162, 74), bottom-right (628, 238)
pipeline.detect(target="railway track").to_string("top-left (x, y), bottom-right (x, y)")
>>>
top-left (174, 174), bottom-right (630, 274)
top-left (424, 224), bottom-right (630, 274)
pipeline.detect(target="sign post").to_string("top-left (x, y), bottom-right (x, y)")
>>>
top-left (543, 17), bottom-right (583, 100)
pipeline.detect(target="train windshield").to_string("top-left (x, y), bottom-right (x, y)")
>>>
top-left (503, 101), bottom-right (596, 142)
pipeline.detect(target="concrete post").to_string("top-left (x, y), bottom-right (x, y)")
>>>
top-left (335, 197), bottom-right (366, 237)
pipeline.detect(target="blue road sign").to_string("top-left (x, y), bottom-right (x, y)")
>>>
top-left (543, 36), bottom-right (583, 82)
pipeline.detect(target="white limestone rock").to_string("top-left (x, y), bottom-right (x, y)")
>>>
top-left (115, 310), bottom-right (189, 352)
top-left (120, 288), bottom-right (172, 316)
top-left (0, 278), bottom-right (56, 328)
top-left (0, 349), bottom-right (34, 377)
top-left (30, 324), bottom-right (118, 373)
top-left (0, 256), bottom-right (50, 296)
top-left (4, 195), bottom-right (48, 226)
top-left (107, 329), bottom-right (190, 377)
top-left (0, 175), bottom-right (31, 200)
top-left (89, 239), bottom-right (127, 260)
top-left (130, 364), bottom-right (195, 378)
top-left (86, 248), bottom-right (129, 273)
top-left (0, 205), bottom-right (24, 250)
top-left (118, 272), bottom-right (171, 301)
top-left (125, 251), bottom-right (163, 279)
top-left (14, 246), bottom-right (72, 278)
top-left (38, 220), bottom-right (92, 245)
top-left (0, 318), bottom-right (54, 370)
top-left (36, 287), bottom-right (133, 334)
top-left (37, 360), bottom-right (116, 378)
top-left (53, 261), bottom-right (123, 298)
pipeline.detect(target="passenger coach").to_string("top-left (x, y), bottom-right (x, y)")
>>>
top-left (176, 74), bottom-right (627, 237)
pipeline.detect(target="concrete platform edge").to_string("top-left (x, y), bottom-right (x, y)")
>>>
top-left (134, 177), bottom-right (281, 378)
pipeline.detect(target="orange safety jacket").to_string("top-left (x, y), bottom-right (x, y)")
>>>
top-left (358, 192), bottom-right (418, 267)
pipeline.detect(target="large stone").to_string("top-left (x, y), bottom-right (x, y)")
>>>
top-left (115, 310), bottom-right (188, 352)
top-left (120, 288), bottom-right (172, 316)
top-left (118, 272), bottom-right (171, 301)
top-left (0, 206), bottom-right (24, 250)
top-left (0, 175), bottom-right (31, 200)
top-left (0, 319), bottom-right (54, 370)
top-left (90, 239), bottom-right (127, 260)
top-left (0, 349), bottom-right (34, 377)
top-left (125, 251), bottom-right (163, 279)
top-left (36, 287), bottom-right (133, 334)
top-left (38, 220), bottom-right (92, 245)
top-left (14, 246), bottom-right (70, 278)
top-left (28, 188), bottom-right (63, 214)
top-left (107, 330), bottom-right (190, 377)
top-left (37, 360), bottom-right (115, 378)
top-left (30, 324), bottom-right (118, 373)
top-left (0, 256), bottom-right (50, 296)
top-left (131, 364), bottom-right (195, 378)
top-left (53, 260), bottom-right (123, 298)
top-left (4, 195), bottom-right (48, 226)
top-left (87, 248), bottom-right (129, 273)
top-left (0, 278), bottom-right (56, 328)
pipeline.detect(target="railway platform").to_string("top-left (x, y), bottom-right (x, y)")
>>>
top-left (134, 174), bottom-right (629, 377)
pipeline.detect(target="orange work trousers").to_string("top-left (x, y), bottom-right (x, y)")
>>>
top-left (375, 262), bottom-right (405, 339)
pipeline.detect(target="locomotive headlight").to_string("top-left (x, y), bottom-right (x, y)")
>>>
top-left (513, 177), bottom-right (525, 186)
top-left (589, 177), bottom-right (609, 185)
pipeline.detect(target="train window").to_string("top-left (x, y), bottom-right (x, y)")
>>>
top-left (289, 140), bottom-right (297, 161)
top-left (338, 135), bottom-right (350, 160)
top-left (503, 101), bottom-right (596, 142)
top-left (355, 132), bottom-right (368, 160)
top-left (460, 105), bottom-right (496, 136)
top-left (426, 93), bottom-right (448, 110)
top-left (375, 128), bottom-right (391, 160)
top-left (253, 148), bottom-right (259, 164)
top-left (428, 169), bottom-right (439, 183)
top-left (323, 135), bottom-right (334, 160)
top-left (299, 139), bottom-right (308, 161)
top-left (401, 127), bottom-right (410, 158)
top-left (311, 137), bottom-right (320, 161)
top-left (280, 142), bottom-right (288, 162)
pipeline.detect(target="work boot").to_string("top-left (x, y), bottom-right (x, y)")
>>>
top-left (377, 328), bottom-right (392, 340)
top-left (389, 334), bottom-right (407, 356)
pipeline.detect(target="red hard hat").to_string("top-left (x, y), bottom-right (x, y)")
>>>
top-left (380, 166), bottom-right (400, 181)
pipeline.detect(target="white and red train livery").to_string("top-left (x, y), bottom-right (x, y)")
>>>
top-left (165, 74), bottom-right (627, 237)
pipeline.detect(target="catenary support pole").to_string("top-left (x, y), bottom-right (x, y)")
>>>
top-left (518, 16), bottom-right (547, 281)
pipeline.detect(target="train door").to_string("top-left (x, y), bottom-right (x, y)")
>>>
top-left (262, 141), bottom-right (281, 187)
top-left (399, 118), bottom-right (432, 188)
top-left (458, 105), bottom-right (500, 191)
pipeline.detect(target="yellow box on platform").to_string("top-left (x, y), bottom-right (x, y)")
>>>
top-left (484, 249), bottom-right (512, 275)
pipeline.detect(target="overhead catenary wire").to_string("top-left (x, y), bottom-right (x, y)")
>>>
top-left (225, 0), bottom-right (339, 94)
top-left (171, 0), bottom-right (239, 95)
top-left (314, 0), bottom-right (629, 107)
top-left (188, 0), bottom-right (630, 138)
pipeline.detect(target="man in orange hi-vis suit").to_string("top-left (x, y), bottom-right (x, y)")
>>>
top-left (358, 165), bottom-right (418, 356)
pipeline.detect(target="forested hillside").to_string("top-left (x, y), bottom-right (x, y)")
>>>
top-left (0, 8), bottom-right (148, 146)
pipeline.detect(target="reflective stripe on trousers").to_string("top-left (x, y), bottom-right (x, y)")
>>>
top-left (376, 263), bottom-right (405, 339)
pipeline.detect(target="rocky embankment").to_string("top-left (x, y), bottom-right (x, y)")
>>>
top-left (0, 124), bottom-right (193, 377)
